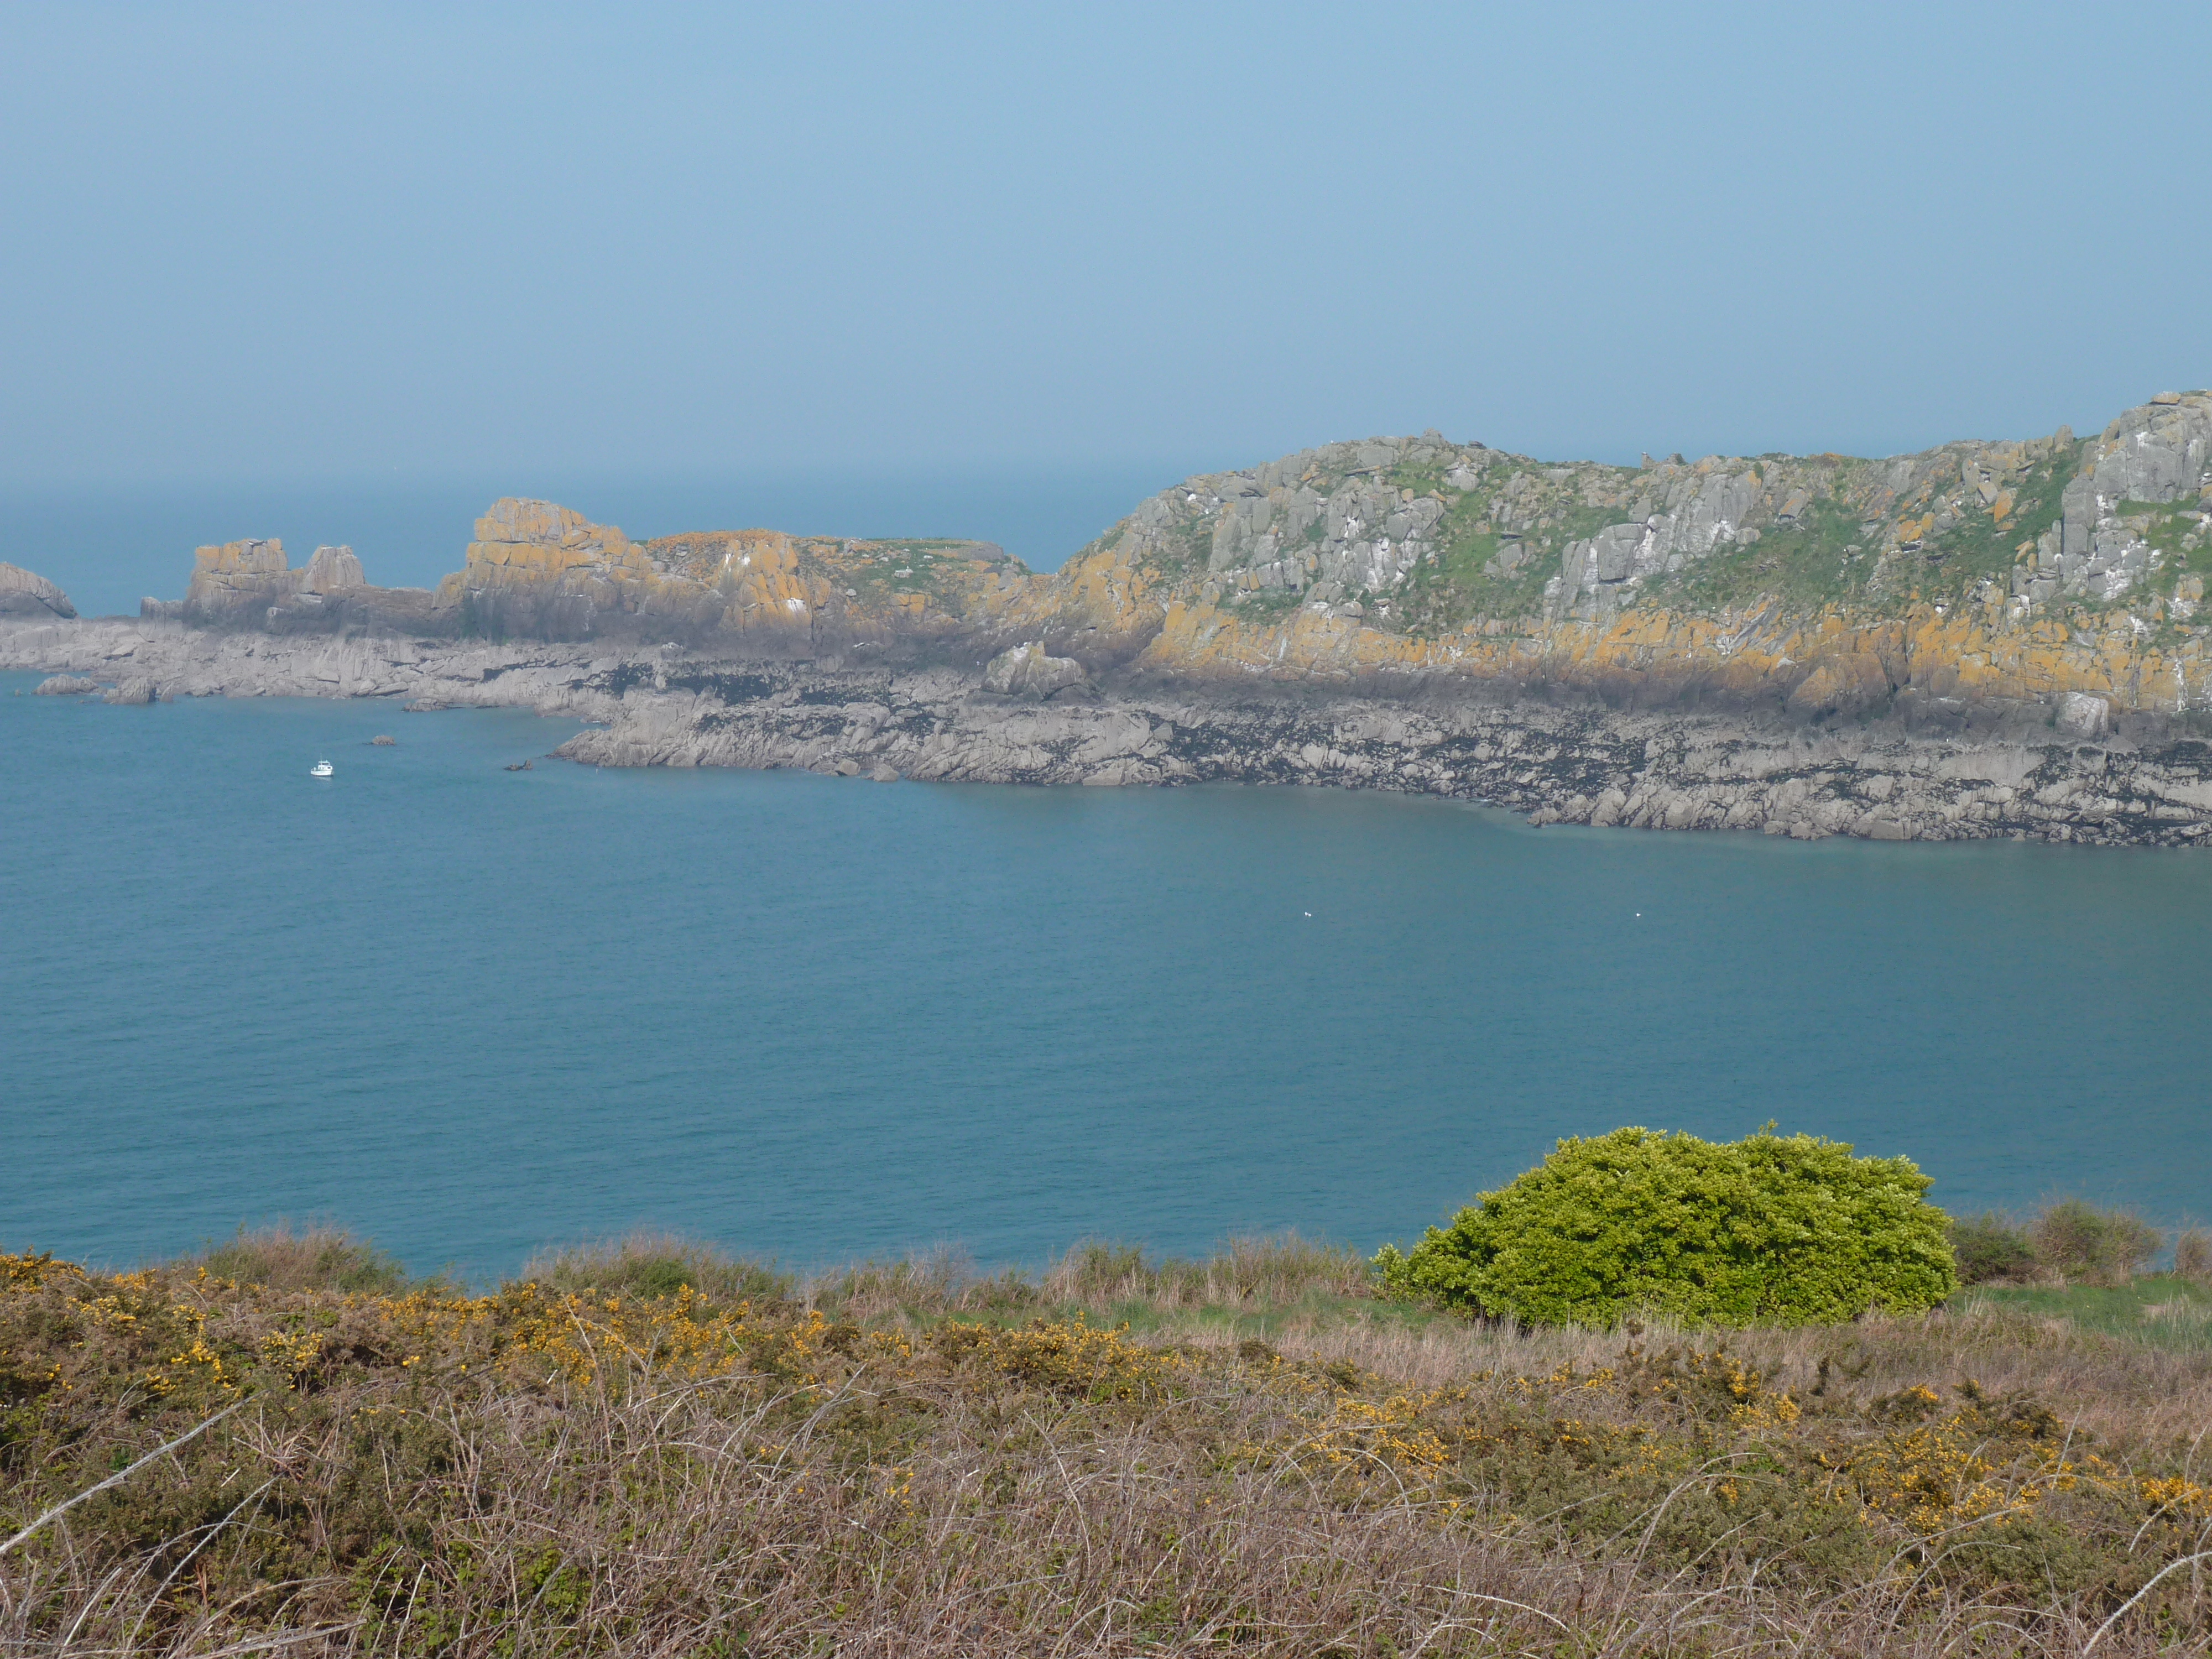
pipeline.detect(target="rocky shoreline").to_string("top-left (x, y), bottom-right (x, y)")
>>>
top-left (11, 614), bottom-right (2212, 847)
top-left (14, 387), bottom-right (2212, 847)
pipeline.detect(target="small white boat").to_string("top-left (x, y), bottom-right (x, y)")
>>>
top-left (310, 759), bottom-right (334, 778)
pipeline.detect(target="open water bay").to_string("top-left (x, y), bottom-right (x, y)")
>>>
top-left (3, 671), bottom-right (2207, 1280)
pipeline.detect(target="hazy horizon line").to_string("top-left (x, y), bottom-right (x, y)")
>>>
top-left (1, 394), bottom-right (2167, 500)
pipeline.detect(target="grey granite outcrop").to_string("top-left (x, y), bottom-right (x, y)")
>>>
top-left (545, 664), bottom-right (2212, 847)
top-left (982, 643), bottom-right (1085, 699)
top-left (0, 564), bottom-right (76, 620)
top-left (180, 538), bottom-right (442, 633)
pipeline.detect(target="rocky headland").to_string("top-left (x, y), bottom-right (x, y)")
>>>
top-left (11, 392), bottom-right (2212, 846)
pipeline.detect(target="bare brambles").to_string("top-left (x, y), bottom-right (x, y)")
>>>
top-left (4, 1237), bottom-right (2212, 1655)
top-left (1950, 1201), bottom-right (2165, 1288)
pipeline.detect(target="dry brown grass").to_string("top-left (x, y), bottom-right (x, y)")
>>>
top-left (1249, 1305), bottom-right (2212, 1444)
top-left (800, 1234), bottom-right (1372, 1326)
top-left (1037, 1234), bottom-right (1375, 1308)
top-left (6, 1234), bottom-right (2212, 1656)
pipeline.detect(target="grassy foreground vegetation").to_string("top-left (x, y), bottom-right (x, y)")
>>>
top-left (7, 1223), bottom-right (2212, 1656)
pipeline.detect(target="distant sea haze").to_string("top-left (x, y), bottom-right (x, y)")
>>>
top-left (0, 466), bottom-right (1192, 620)
top-left (3, 674), bottom-right (2205, 1282)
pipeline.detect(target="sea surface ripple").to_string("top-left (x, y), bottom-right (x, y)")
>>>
top-left (3, 672), bottom-right (2205, 1280)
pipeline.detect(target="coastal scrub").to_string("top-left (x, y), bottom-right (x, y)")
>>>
top-left (4, 1234), bottom-right (2212, 1653)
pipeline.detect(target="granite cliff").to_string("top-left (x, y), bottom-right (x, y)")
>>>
top-left (1014, 390), bottom-right (2212, 737)
top-left (110, 392), bottom-right (2212, 734)
top-left (10, 391), bottom-right (2212, 846)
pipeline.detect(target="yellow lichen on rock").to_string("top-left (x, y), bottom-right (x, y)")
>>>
top-left (192, 539), bottom-right (289, 577)
top-left (1104, 585), bottom-right (2210, 722)
top-left (635, 529), bottom-right (828, 644)
top-left (184, 538), bottom-right (298, 618)
top-left (422, 499), bottom-right (1025, 651)
top-left (435, 499), bottom-right (654, 614)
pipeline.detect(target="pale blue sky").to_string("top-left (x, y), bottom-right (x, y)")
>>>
top-left (4, 1), bottom-right (2209, 496)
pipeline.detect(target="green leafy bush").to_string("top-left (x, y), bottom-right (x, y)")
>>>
top-left (1949, 1213), bottom-right (2037, 1284)
top-left (1373, 1127), bottom-right (1957, 1326)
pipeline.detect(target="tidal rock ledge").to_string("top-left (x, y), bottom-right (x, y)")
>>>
top-left (7, 613), bottom-right (2208, 847)
top-left (546, 664), bottom-right (2212, 847)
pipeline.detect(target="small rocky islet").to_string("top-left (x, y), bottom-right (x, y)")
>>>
top-left (9, 392), bottom-right (2212, 846)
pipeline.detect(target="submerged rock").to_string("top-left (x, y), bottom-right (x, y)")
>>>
top-left (103, 676), bottom-right (157, 705)
top-left (34, 674), bottom-right (99, 695)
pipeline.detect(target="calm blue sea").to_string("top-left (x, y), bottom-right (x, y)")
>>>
top-left (3, 672), bottom-right (2207, 1281)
